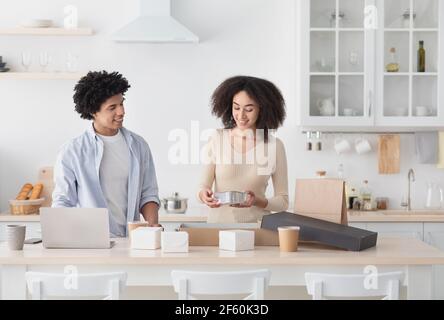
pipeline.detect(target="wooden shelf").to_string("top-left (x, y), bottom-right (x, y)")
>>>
top-left (384, 28), bottom-right (438, 32)
top-left (384, 72), bottom-right (410, 76)
top-left (0, 72), bottom-right (84, 80)
top-left (0, 27), bottom-right (93, 36)
top-left (384, 72), bottom-right (438, 76)
top-left (310, 28), bottom-right (335, 32)
top-left (310, 72), bottom-right (335, 76)
top-left (411, 72), bottom-right (438, 76)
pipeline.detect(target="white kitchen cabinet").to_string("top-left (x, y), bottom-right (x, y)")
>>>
top-left (423, 223), bottom-right (444, 299)
top-left (366, 222), bottom-right (423, 240)
top-left (297, 0), bottom-right (444, 129)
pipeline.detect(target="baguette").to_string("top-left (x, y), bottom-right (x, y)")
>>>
top-left (29, 183), bottom-right (43, 200)
top-left (16, 183), bottom-right (33, 200)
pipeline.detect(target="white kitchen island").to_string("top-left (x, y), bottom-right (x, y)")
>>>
top-left (1, 237), bottom-right (444, 300)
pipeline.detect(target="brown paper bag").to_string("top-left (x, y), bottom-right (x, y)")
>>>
top-left (294, 178), bottom-right (348, 225)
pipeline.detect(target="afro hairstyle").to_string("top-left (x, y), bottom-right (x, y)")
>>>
top-left (73, 70), bottom-right (131, 120)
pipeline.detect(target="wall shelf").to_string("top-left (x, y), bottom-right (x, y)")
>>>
top-left (0, 72), bottom-right (84, 80)
top-left (0, 27), bottom-right (93, 36)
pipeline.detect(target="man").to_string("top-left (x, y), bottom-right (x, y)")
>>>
top-left (52, 71), bottom-right (160, 237)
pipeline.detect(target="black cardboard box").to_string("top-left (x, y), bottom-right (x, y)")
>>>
top-left (261, 211), bottom-right (377, 251)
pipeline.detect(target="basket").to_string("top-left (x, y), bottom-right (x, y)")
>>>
top-left (9, 198), bottom-right (45, 215)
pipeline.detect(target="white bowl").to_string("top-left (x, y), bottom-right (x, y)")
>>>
top-left (20, 19), bottom-right (53, 28)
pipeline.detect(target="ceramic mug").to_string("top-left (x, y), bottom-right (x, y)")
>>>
top-left (6, 225), bottom-right (26, 250)
top-left (415, 106), bottom-right (430, 117)
top-left (355, 138), bottom-right (372, 154)
top-left (334, 138), bottom-right (351, 154)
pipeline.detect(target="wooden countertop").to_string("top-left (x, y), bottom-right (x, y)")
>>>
top-left (1, 237), bottom-right (443, 265)
top-left (348, 210), bottom-right (444, 222)
top-left (2, 209), bottom-right (444, 223)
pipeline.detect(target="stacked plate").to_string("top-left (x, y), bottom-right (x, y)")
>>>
top-left (20, 19), bottom-right (53, 28)
top-left (0, 56), bottom-right (10, 72)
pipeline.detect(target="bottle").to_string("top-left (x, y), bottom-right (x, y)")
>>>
top-left (337, 163), bottom-right (344, 179)
top-left (359, 180), bottom-right (373, 211)
top-left (386, 47), bottom-right (400, 72)
top-left (347, 187), bottom-right (359, 210)
top-left (306, 131), bottom-right (312, 151)
top-left (418, 40), bottom-right (426, 72)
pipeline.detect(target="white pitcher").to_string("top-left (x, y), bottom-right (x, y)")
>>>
top-left (317, 98), bottom-right (335, 116)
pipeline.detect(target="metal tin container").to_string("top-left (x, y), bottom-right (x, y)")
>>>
top-left (214, 191), bottom-right (247, 205)
top-left (161, 192), bottom-right (188, 214)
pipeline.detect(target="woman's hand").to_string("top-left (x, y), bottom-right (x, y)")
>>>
top-left (231, 190), bottom-right (256, 208)
top-left (199, 188), bottom-right (221, 208)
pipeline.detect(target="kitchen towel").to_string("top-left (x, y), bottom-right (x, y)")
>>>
top-left (378, 134), bottom-right (400, 174)
top-left (415, 132), bottom-right (439, 164)
top-left (438, 132), bottom-right (444, 169)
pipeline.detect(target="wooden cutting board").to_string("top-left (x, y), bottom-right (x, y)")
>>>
top-left (378, 135), bottom-right (400, 174)
top-left (37, 166), bottom-right (54, 207)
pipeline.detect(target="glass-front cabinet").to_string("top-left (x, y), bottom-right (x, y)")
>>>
top-left (297, 0), bottom-right (444, 128)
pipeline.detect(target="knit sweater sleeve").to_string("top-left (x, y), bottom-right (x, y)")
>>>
top-left (264, 138), bottom-right (289, 212)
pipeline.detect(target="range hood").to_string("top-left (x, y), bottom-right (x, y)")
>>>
top-left (113, 0), bottom-right (199, 43)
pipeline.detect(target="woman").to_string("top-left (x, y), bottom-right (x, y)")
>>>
top-left (198, 75), bottom-right (288, 223)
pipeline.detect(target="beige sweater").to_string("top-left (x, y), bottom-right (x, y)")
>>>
top-left (198, 129), bottom-right (289, 223)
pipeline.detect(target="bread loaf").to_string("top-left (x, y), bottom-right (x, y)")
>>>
top-left (29, 183), bottom-right (43, 200)
top-left (16, 183), bottom-right (33, 200)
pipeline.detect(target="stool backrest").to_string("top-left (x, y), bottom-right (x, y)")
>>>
top-left (26, 271), bottom-right (127, 300)
top-left (171, 269), bottom-right (271, 300)
top-left (305, 271), bottom-right (404, 300)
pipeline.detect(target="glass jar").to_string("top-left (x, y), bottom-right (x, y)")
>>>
top-left (402, 10), bottom-right (416, 28)
top-left (316, 171), bottom-right (326, 178)
top-left (376, 197), bottom-right (389, 210)
top-left (359, 180), bottom-right (373, 211)
top-left (425, 182), bottom-right (443, 209)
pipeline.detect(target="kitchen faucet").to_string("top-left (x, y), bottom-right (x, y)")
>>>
top-left (406, 168), bottom-right (416, 211)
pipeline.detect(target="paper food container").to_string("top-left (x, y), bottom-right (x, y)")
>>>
top-left (177, 223), bottom-right (279, 246)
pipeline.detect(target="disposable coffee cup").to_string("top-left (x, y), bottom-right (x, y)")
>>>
top-left (127, 222), bottom-right (149, 238)
top-left (278, 226), bottom-right (300, 252)
top-left (6, 225), bottom-right (26, 250)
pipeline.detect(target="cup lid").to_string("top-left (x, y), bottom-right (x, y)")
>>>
top-left (278, 226), bottom-right (300, 230)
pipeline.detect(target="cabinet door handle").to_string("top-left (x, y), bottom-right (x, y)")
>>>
top-left (367, 90), bottom-right (373, 117)
top-left (426, 232), bottom-right (435, 246)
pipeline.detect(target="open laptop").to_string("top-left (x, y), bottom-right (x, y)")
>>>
top-left (40, 207), bottom-right (114, 249)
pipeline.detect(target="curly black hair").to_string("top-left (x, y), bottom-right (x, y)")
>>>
top-left (211, 76), bottom-right (286, 142)
top-left (73, 71), bottom-right (131, 120)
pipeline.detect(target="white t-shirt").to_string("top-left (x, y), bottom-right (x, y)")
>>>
top-left (97, 130), bottom-right (130, 236)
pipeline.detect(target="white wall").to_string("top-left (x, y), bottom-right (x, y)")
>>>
top-left (0, 0), bottom-right (443, 213)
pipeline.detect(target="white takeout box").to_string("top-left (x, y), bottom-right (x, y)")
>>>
top-left (219, 230), bottom-right (255, 251)
top-left (161, 231), bottom-right (189, 253)
top-left (130, 227), bottom-right (162, 250)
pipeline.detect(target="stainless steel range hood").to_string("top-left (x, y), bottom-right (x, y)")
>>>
top-left (113, 0), bottom-right (199, 43)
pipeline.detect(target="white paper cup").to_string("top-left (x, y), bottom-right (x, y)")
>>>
top-left (6, 225), bottom-right (26, 250)
top-left (278, 226), bottom-right (300, 252)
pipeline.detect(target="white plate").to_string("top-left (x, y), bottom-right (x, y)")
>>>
top-left (20, 19), bottom-right (53, 28)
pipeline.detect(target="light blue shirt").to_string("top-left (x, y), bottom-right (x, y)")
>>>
top-left (52, 124), bottom-right (160, 237)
